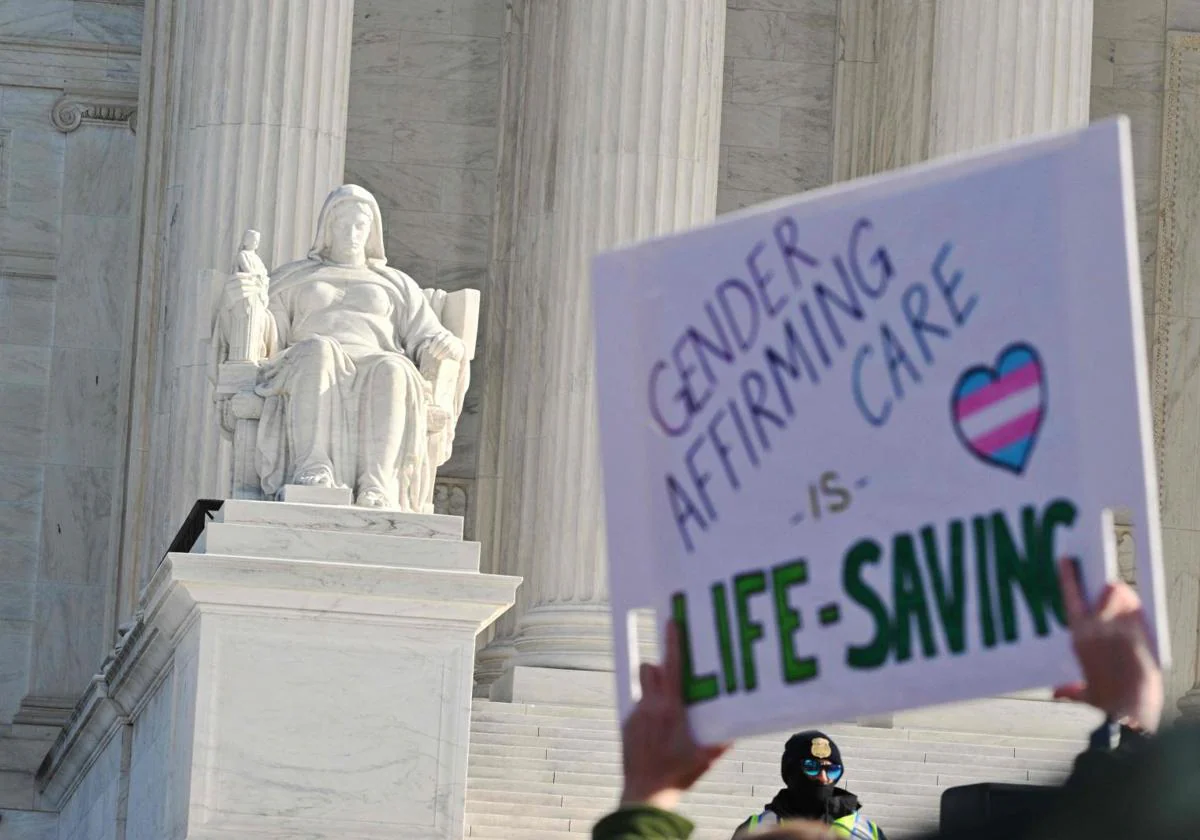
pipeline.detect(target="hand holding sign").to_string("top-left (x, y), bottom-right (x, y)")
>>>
top-left (620, 622), bottom-right (730, 811)
top-left (1053, 557), bottom-right (1163, 732)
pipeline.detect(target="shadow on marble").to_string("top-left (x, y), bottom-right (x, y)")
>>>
top-left (53, 215), bottom-right (132, 352)
top-left (29, 582), bottom-right (107, 698)
top-left (44, 348), bottom-right (120, 468)
top-left (0, 279), bottom-right (55, 348)
top-left (39, 464), bottom-right (112, 585)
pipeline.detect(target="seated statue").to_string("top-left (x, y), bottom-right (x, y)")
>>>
top-left (213, 184), bottom-right (467, 510)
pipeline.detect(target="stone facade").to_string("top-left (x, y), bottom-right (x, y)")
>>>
top-left (3, 0), bottom-right (1200, 837)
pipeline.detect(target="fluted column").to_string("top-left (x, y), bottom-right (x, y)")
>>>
top-left (834, 0), bottom-right (1092, 179)
top-left (478, 0), bottom-right (725, 679)
top-left (112, 0), bottom-right (355, 621)
top-left (928, 0), bottom-right (1092, 155)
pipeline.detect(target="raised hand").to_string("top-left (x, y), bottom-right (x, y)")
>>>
top-left (619, 622), bottom-right (731, 811)
top-left (1052, 557), bottom-right (1163, 733)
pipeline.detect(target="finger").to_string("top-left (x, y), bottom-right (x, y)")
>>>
top-left (702, 742), bottom-right (733, 762)
top-left (663, 620), bottom-right (683, 701)
top-left (638, 662), bottom-right (659, 699)
top-left (1053, 682), bottom-right (1089, 704)
top-left (1095, 583), bottom-right (1128, 622)
top-left (1058, 556), bottom-right (1089, 627)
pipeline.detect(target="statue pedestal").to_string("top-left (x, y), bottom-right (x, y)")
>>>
top-left (37, 501), bottom-right (520, 840)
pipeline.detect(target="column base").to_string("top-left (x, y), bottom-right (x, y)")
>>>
top-left (474, 638), bottom-right (515, 698)
top-left (510, 603), bottom-right (614, 671)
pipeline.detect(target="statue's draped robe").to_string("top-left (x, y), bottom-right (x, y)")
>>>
top-left (255, 257), bottom-right (448, 509)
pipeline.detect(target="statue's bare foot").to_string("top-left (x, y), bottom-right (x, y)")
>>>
top-left (356, 489), bottom-right (389, 508)
top-left (294, 464), bottom-right (335, 487)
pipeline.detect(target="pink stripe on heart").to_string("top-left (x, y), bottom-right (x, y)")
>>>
top-left (971, 408), bottom-right (1043, 456)
top-left (954, 361), bottom-right (1042, 420)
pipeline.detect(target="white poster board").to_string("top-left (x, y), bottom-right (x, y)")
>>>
top-left (592, 118), bottom-right (1168, 744)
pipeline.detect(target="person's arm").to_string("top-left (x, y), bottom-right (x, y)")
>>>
top-left (592, 622), bottom-right (730, 840)
top-left (593, 806), bottom-right (695, 840)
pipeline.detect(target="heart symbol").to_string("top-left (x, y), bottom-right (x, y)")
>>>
top-left (950, 343), bottom-right (1046, 475)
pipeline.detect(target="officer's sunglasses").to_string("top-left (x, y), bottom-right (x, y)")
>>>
top-left (801, 758), bottom-right (843, 782)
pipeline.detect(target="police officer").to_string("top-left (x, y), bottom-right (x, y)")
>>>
top-left (733, 731), bottom-right (885, 840)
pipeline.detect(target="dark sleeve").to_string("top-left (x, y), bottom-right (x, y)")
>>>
top-left (593, 805), bottom-right (695, 840)
top-left (918, 724), bottom-right (1200, 840)
top-left (731, 815), bottom-right (752, 840)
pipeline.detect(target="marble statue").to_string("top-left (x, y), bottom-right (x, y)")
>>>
top-left (213, 185), bottom-right (469, 510)
top-left (213, 229), bottom-right (276, 363)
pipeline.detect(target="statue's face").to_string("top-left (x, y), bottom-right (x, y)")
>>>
top-left (331, 202), bottom-right (373, 260)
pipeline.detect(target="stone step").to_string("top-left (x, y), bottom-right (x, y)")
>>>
top-left (470, 728), bottom-right (1078, 765)
top-left (217, 498), bottom-right (464, 539)
top-left (467, 757), bottom-right (1045, 789)
top-left (196, 522), bottom-right (479, 570)
top-left (467, 743), bottom-right (1066, 780)
top-left (470, 701), bottom-right (1087, 751)
top-left (467, 775), bottom-right (946, 802)
top-left (470, 719), bottom-right (1082, 759)
top-left (467, 797), bottom-right (941, 822)
top-left (465, 784), bottom-right (944, 812)
top-left (465, 699), bottom-right (1073, 840)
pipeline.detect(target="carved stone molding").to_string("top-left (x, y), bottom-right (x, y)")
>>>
top-left (433, 478), bottom-right (471, 520)
top-left (51, 93), bottom-right (138, 134)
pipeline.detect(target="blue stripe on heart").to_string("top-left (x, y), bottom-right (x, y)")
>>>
top-left (950, 342), bottom-right (1047, 475)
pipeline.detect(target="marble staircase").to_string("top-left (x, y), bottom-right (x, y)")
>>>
top-left (466, 700), bottom-right (1086, 840)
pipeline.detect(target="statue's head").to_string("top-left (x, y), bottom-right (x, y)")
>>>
top-left (309, 184), bottom-right (388, 267)
top-left (241, 229), bottom-right (261, 251)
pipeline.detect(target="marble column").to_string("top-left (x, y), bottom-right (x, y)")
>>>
top-left (1153, 32), bottom-right (1200, 722)
top-left (477, 0), bottom-right (726, 685)
top-left (834, 0), bottom-right (1092, 179)
top-left (111, 0), bottom-right (355, 623)
top-left (829, 0), bottom-right (1092, 727)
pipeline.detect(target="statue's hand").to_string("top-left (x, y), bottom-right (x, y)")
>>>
top-left (426, 333), bottom-right (466, 363)
top-left (221, 273), bottom-right (268, 310)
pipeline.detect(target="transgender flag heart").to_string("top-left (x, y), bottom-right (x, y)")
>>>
top-left (950, 343), bottom-right (1046, 475)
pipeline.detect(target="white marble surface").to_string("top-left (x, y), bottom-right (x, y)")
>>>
top-left (55, 727), bottom-right (122, 840)
top-left (343, 0), bottom-right (503, 484)
top-left (115, 0), bottom-right (356, 626)
top-left (38, 465), bottom-right (111, 584)
top-left (124, 670), bottom-right (173, 840)
top-left (219, 498), bottom-right (465, 540)
top-left (0, 810), bottom-right (58, 840)
top-left (278, 484), bottom-right (353, 506)
top-left (36, 507), bottom-right (518, 840)
top-left (198, 522), bottom-right (481, 572)
top-left (478, 0), bottom-right (726, 678)
top-left (29, 582), bottom-right (106, 698)
top-left (1152, 32), bottom-right (1200, 718)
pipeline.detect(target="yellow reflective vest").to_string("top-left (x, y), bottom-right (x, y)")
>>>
top-left (744, 809), bottom-right (881, 840)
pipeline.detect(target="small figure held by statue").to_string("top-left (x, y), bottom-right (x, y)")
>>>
top-left (213, 229), bottom-right (275, 364)
top-left (210, 186), bottom-right (477, 513)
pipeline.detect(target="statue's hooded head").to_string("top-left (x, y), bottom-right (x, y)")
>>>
top-left (309, 184), bottom-right (388, 267)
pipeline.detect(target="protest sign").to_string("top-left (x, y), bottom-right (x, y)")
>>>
top-left (591, 118), bottom-right (1168, 743)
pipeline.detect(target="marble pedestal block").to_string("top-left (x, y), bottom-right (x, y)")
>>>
top-left (35, 501), bottom-right (520, 840)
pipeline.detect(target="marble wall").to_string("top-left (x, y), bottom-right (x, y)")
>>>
top-left (344, 0), bottom-right (506, 485)
top-left (55, 727), bottom-right (123, 840)
top-left (0, 1), bottom-right (141, 719)
top-left (716, 0), bottom-right (838, 214)
top-left (1091, 0), bottom-right (1174, 341)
